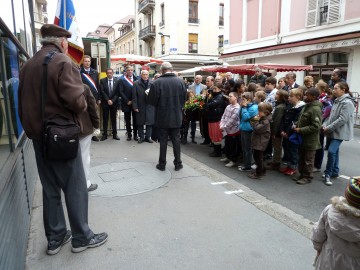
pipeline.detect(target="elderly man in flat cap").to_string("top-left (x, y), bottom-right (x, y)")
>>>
top-left (18, 24), bottom-right (108, 255)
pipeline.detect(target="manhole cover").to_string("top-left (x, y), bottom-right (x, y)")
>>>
top-left (88, 162), bottom-right (171, 197)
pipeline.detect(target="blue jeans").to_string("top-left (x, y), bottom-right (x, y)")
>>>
top-left (324, 139), bottom-right (342, 177)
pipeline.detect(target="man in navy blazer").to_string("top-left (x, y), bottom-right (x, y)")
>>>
top-left (99, 68), bottom-right (120, 140)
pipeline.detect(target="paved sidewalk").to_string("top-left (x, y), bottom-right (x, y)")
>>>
top-left (26, 131), bottom-right (316, 270)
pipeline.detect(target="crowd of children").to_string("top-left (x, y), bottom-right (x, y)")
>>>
top-left (183, 71), bottom-right (356, 185)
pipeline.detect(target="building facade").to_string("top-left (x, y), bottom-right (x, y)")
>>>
top-left (223, 0), bottom-right (360, 89)
top-left (135, 0), bottom-right (228, 71)
top-left (0, 0), bottom-right (41, 269)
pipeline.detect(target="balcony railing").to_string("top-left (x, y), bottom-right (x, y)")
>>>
top-left (219, 18), bottom-right (224, 26)
top-left (188, 17), bottom-right (200, 24)
top-left (159, 21), bottom-right (165, 27)
top-left (138, 0), bottom-right (155, 14)
top-left (139, 25), bottom-right (156, 41)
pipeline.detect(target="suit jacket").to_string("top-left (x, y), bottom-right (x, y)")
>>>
top-left (99, 76), bottom-right (119, 107)
top-left (132, 79), bottom-right (155, 125)
top-left (80, 67), bottom-right (99, 100)
top-left (119, 75), bottom-right (137, 112)
top-left (148, 73), bottom-right (187, 128)
top-left (79, 84), bottom-right (100, 137)
top-left (284, 82), bottom-right (300, 92)
top-left (188, 83), bottom-right (207, 95)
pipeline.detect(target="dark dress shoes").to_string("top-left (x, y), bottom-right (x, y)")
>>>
top-left (87, 183), bottom-right (98, 192)
top-left (134, 136), bottom-right (138, 141)
top-left (113, 135), bottom-right (120, 140)
top-left (100, 135), bottom-right (107, 141)
top-left (138, 138), bottom-right (144, 143)
top-left (175, 164), bottom-right (183, 171)
top-left (127, 137), bottom-right (131, 141)
top-left (156, 164), bottom-right (166, 171)
top-left (145, 138), bottom-right (154, 143)
top-left (92, 136), bottom-right (99, 142)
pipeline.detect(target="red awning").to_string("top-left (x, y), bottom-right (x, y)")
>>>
top-left (110, 54), bottom-right (163, 65)
top-left (201, 63), bottom-right (312, 74)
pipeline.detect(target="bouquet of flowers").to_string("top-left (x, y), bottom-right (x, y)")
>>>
top-left (183, 95), bottom-right (204, 111)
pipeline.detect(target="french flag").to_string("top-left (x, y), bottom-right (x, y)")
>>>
top-left (54, 0), bottom-right (84, 65)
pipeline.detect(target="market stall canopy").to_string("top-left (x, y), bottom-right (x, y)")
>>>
top-left (177, 66), bottom-right (203, 75)
top-left (201, 63), bottom-right (313, 74)
top-left (110, 54), bottom-right (163, 65)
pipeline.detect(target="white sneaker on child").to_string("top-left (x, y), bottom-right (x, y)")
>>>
top-left (225, 161), bottom-right (237, 167)
top-left (220, 157), bottom-right (229, 162)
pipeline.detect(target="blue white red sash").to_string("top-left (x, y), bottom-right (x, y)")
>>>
top-left (81, 73), bottom-right (98, 92)
top-left (123, 76), bottom-right (134, 88)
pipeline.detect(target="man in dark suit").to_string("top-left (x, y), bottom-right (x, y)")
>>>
top-left (148, 62), bottom-right (187, 171)
top-left (132, 69), bottom-right (155, 143)
top-left (284, 72), bottom-right (300, 91)
top-left (119, 65), bottom-right (138, 141)
top-left (99, 68), bottom-right (120, 140)
top-left (80, 55), bottom-right (100, 141)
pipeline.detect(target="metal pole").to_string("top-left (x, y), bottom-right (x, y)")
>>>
top-left (63, 0), bottom-right (67, 29)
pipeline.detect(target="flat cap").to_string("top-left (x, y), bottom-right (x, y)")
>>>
top-left (40, 24), bottom-right (71, 38)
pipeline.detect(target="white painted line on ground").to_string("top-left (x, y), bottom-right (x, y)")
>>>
top-left (339, 175), bottom-right (350, 180)
top-left (225, 189), bottom-right (244, 195)
top-left (211, 181), bottom-right (228, 185)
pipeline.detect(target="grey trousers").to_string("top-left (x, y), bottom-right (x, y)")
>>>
top-left (33, 140), bottom-right (93, 244)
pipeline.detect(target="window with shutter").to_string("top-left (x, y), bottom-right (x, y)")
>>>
top-left (328, 0), bottom-right (340, 23)
top-left (306, 0), bottom-right (319, 27)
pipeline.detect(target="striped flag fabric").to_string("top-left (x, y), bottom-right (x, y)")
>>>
top-left (54, 0), bottom-right (84, 65)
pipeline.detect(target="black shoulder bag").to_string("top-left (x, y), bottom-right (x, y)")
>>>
top-left (41, 51), bottom-right (80, 161)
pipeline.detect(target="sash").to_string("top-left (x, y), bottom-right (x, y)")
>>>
top-left (81, 73), bottom-right (98, 92)
top-left (123, 76), bottom-right (134, 88)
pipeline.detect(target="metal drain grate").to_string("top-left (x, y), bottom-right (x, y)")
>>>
top-left (88, 162), bottom-right (171, 197)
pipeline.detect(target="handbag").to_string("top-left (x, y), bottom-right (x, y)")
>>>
top-left (41, 51), bottom-right (80, 161)
top-left (289, 132), bottom-right (303, 145)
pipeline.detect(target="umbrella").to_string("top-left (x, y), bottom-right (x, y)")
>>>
top-left (201, 63), bottom-right (313, 74)
top-left (110, 54), bottom-right (163, 65)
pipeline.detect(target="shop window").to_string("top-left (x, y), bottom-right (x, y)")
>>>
top-left (306, 53), bottom-right (327, 65)
top-left (188, 33), bottom-right (198, 53)
top-left (328, 52), bottom-right (348, 65)
top-left (0, 38), bottom-right (24, 169)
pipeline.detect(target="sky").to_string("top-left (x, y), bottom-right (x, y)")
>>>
top-left (47, 0), bottom-right (135, 37)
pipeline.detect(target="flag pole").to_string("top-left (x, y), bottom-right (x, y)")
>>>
top-left (63, 0), bottom-right (67, 29)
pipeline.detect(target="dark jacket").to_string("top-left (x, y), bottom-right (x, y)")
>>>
top-left (271, 102), bottom-right (287, 137)
top-left (249, 74), bottom-right (267, 86)
top-left (99, 76), bottom-right (119, 106)
top-left (119, 75), bottom-right (137, 112)
top-left (80, 67), bottom-right (99, 100)
top-left (19, 44), bottom-right (87, 140)
top-left (132, 79), bottom-right (155, 126)
top-left (79, 84), bottom-right (100, 137)
top-left (297, 100), bottom-right (322, 150)
top-left (148, 73), bottom-right (187, 128)
top-left (283, 83), bottom-right (300, 92)
top-left (280, 101), bottom-right (305, 136)
top-left (251, 114), bottom-right (272, 151)
top-left (205, 91), bottom-right (226, 123)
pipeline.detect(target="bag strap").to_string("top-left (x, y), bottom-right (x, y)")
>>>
top-left (41, 51), bottom-right (57, 127)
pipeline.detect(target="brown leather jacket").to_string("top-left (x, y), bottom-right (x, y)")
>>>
top-left (19, 43), bottom-right (87, 140)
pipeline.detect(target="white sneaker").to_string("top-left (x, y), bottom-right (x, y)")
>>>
top-left (225, 161), bottom-right (236, 167)
top-left (325, 175), bottom-right (333, 186)
top-left (220, 157), bottom-right (229, 162)
top-left (251, 164), bottom-right (257, 169)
